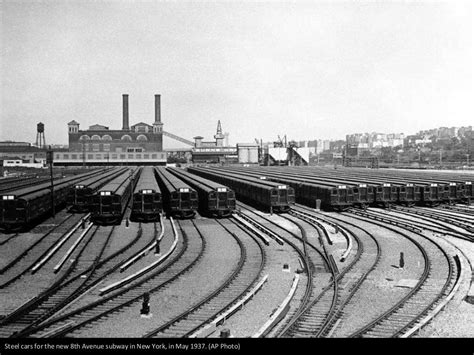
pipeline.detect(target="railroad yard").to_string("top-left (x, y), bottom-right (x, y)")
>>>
top-left (0, 166), bottom-right (473, 339)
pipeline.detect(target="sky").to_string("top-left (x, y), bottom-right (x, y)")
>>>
top-left (0, 0), bottom-right (472, 148)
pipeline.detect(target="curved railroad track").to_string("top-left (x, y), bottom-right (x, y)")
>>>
top-left (0, 213), bottom-right (84, 289)
top-left (1, 219), bottom-right (159, 337)
top-left (276, 214), bottom-right (337, 338)
top-left (394, 206), bottom-right (474, 234)
top-left (232, 204), bottom-right (321, 335)
top-left (0, 225), bottom-right (115, 337)
top-left (143, 217), bottom-right (266, 338)
top-left (288, 206), bottom-right (382, 338)
top-left (234, 204), bottom-right (335, 338)
top-left (367, 207), bottom-right (473, 242)
top-left (342, 208), bottom-right (460, 338)
top-left (437, 204), bottom-right (474, 215)
top-left (26, 218), bottom-right (202, 338)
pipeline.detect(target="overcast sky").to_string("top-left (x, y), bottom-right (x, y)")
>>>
top-left (0, 0), bottom-right (472, 147)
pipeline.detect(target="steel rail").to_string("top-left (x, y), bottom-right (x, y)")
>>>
top-left (143, 217), bottom-right (265, 338)
top-left (28, 219), bottom-right (200, 338)
top-left (343, 209), bottom-right (458, 338)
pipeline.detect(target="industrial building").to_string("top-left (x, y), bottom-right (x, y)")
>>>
top-left (0, 141), bottom-right (47, 164)
top-left (191, 121), bottom-right (238, 164)
top-left (53, 94), bottom-right (166, 166)
top-left (2, 95), bottom-right (262, 168)
top-left (237, 143), bottom-right (259, 164)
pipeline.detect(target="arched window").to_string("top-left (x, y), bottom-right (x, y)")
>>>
top-left (136, 134), bottom-right (148, 142)
top-left (79, 135), bottom-right (90, 141)
top-left (91, 135), bottom-right (101, 140)
top-left (102, 135), bottom-right (112, 141)
top-left (121, 135), bottom-right (132, 141)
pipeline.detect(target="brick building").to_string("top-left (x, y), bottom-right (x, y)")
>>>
top-left (54, 94), bottom-right (166, 166)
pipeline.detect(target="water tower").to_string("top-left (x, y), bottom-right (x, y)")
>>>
top-left (36, 122), bottom-right (46, 148)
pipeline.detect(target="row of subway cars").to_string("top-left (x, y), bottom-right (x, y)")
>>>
top-left (69, 166), bottom-right (239, 224)
top-left (195, 166), bottom-right (473, 210)
top-left (2, 165), bottom-right (294, 231)
top-left (74, 166), bottom-right (294, 223)
top-left (1, 164), bottom-right (471, 231)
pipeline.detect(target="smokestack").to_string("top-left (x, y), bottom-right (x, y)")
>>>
top-left (122, 94), bottom-right (129, 130)
top-left (154, 94), bottom-right (161, 123)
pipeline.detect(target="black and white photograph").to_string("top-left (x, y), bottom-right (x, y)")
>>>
top-left (0, 0), bottom-right (473, 352)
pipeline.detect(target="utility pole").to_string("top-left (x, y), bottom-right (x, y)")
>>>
top-left (81, 137), bottom-right (86, 168)
top-left (47, 146), bottom-right (55, 218)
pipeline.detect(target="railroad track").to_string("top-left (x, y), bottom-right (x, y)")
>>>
top-left (431, 206), bottom-right (474, 219)
top-left (350, 206), bottom-right (473, 242)
top-left (143, 217), bottom-right (265, 338)
top-left (231, 204), bottom-right (320, 337)
top-left (294, 204), bottom-right (461, 338)
top-left (241, 206), bottom-right (377, 338)
top-left (0, 219), bottom-right (158, 337)
top-left (0, 177), bottom-right (53, 194)
top-left (437, 204), bottom-right (474, 215)
top-left (26, 218), bottom-right (201, 338)
top-left (0, 233), bottom-right (19, 246)
top-left (370, 207), bottom-right (474, 242)
top-left (422, 206), bottom-right (474, 226)
top-left (394, 206), bottom-right (474, 234)
top-left (342, 209), bottom-right (460, 337)
top-left (0, 214), bottom-right (89, 318)
top-left (0, 213), bottom-right (83, 289)
top-left (288, 206), bottom-right (382, 338)
top-left (277, 214), bottom-right (337, 338)
top-left (0, 227), bottom-right (113, 337)
top-left (234, 204), bottom-right (338, 337)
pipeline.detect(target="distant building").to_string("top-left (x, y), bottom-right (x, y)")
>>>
top-left (323, 140), bottom-right (331, 151)
top-left (0, 141), bottom-right (47, 164)
top-left (346, 132), bottom-right (405, 149)
top-left (54, 94), bottom-right (166, 166)
top-left (191, 121), bottom-right (238, 164)
top-left (417, 126), bottom-right (472, 140)
top-left (0, 141), bottom-right (31, 147)
top-left (0, 157), bottom-right (44, 169)
top-left (237, 143), bottom-right (259, 164)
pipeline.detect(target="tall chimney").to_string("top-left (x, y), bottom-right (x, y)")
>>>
top-left (154, 94), bottom-right (161, 123)
top-left (122, 94), bottom-right (129, 130)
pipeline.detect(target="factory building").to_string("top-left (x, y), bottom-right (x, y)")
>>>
top-left (54, 94), bottom-right (166, 166)
top-left (191, 121), bottom-right (238, 164)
